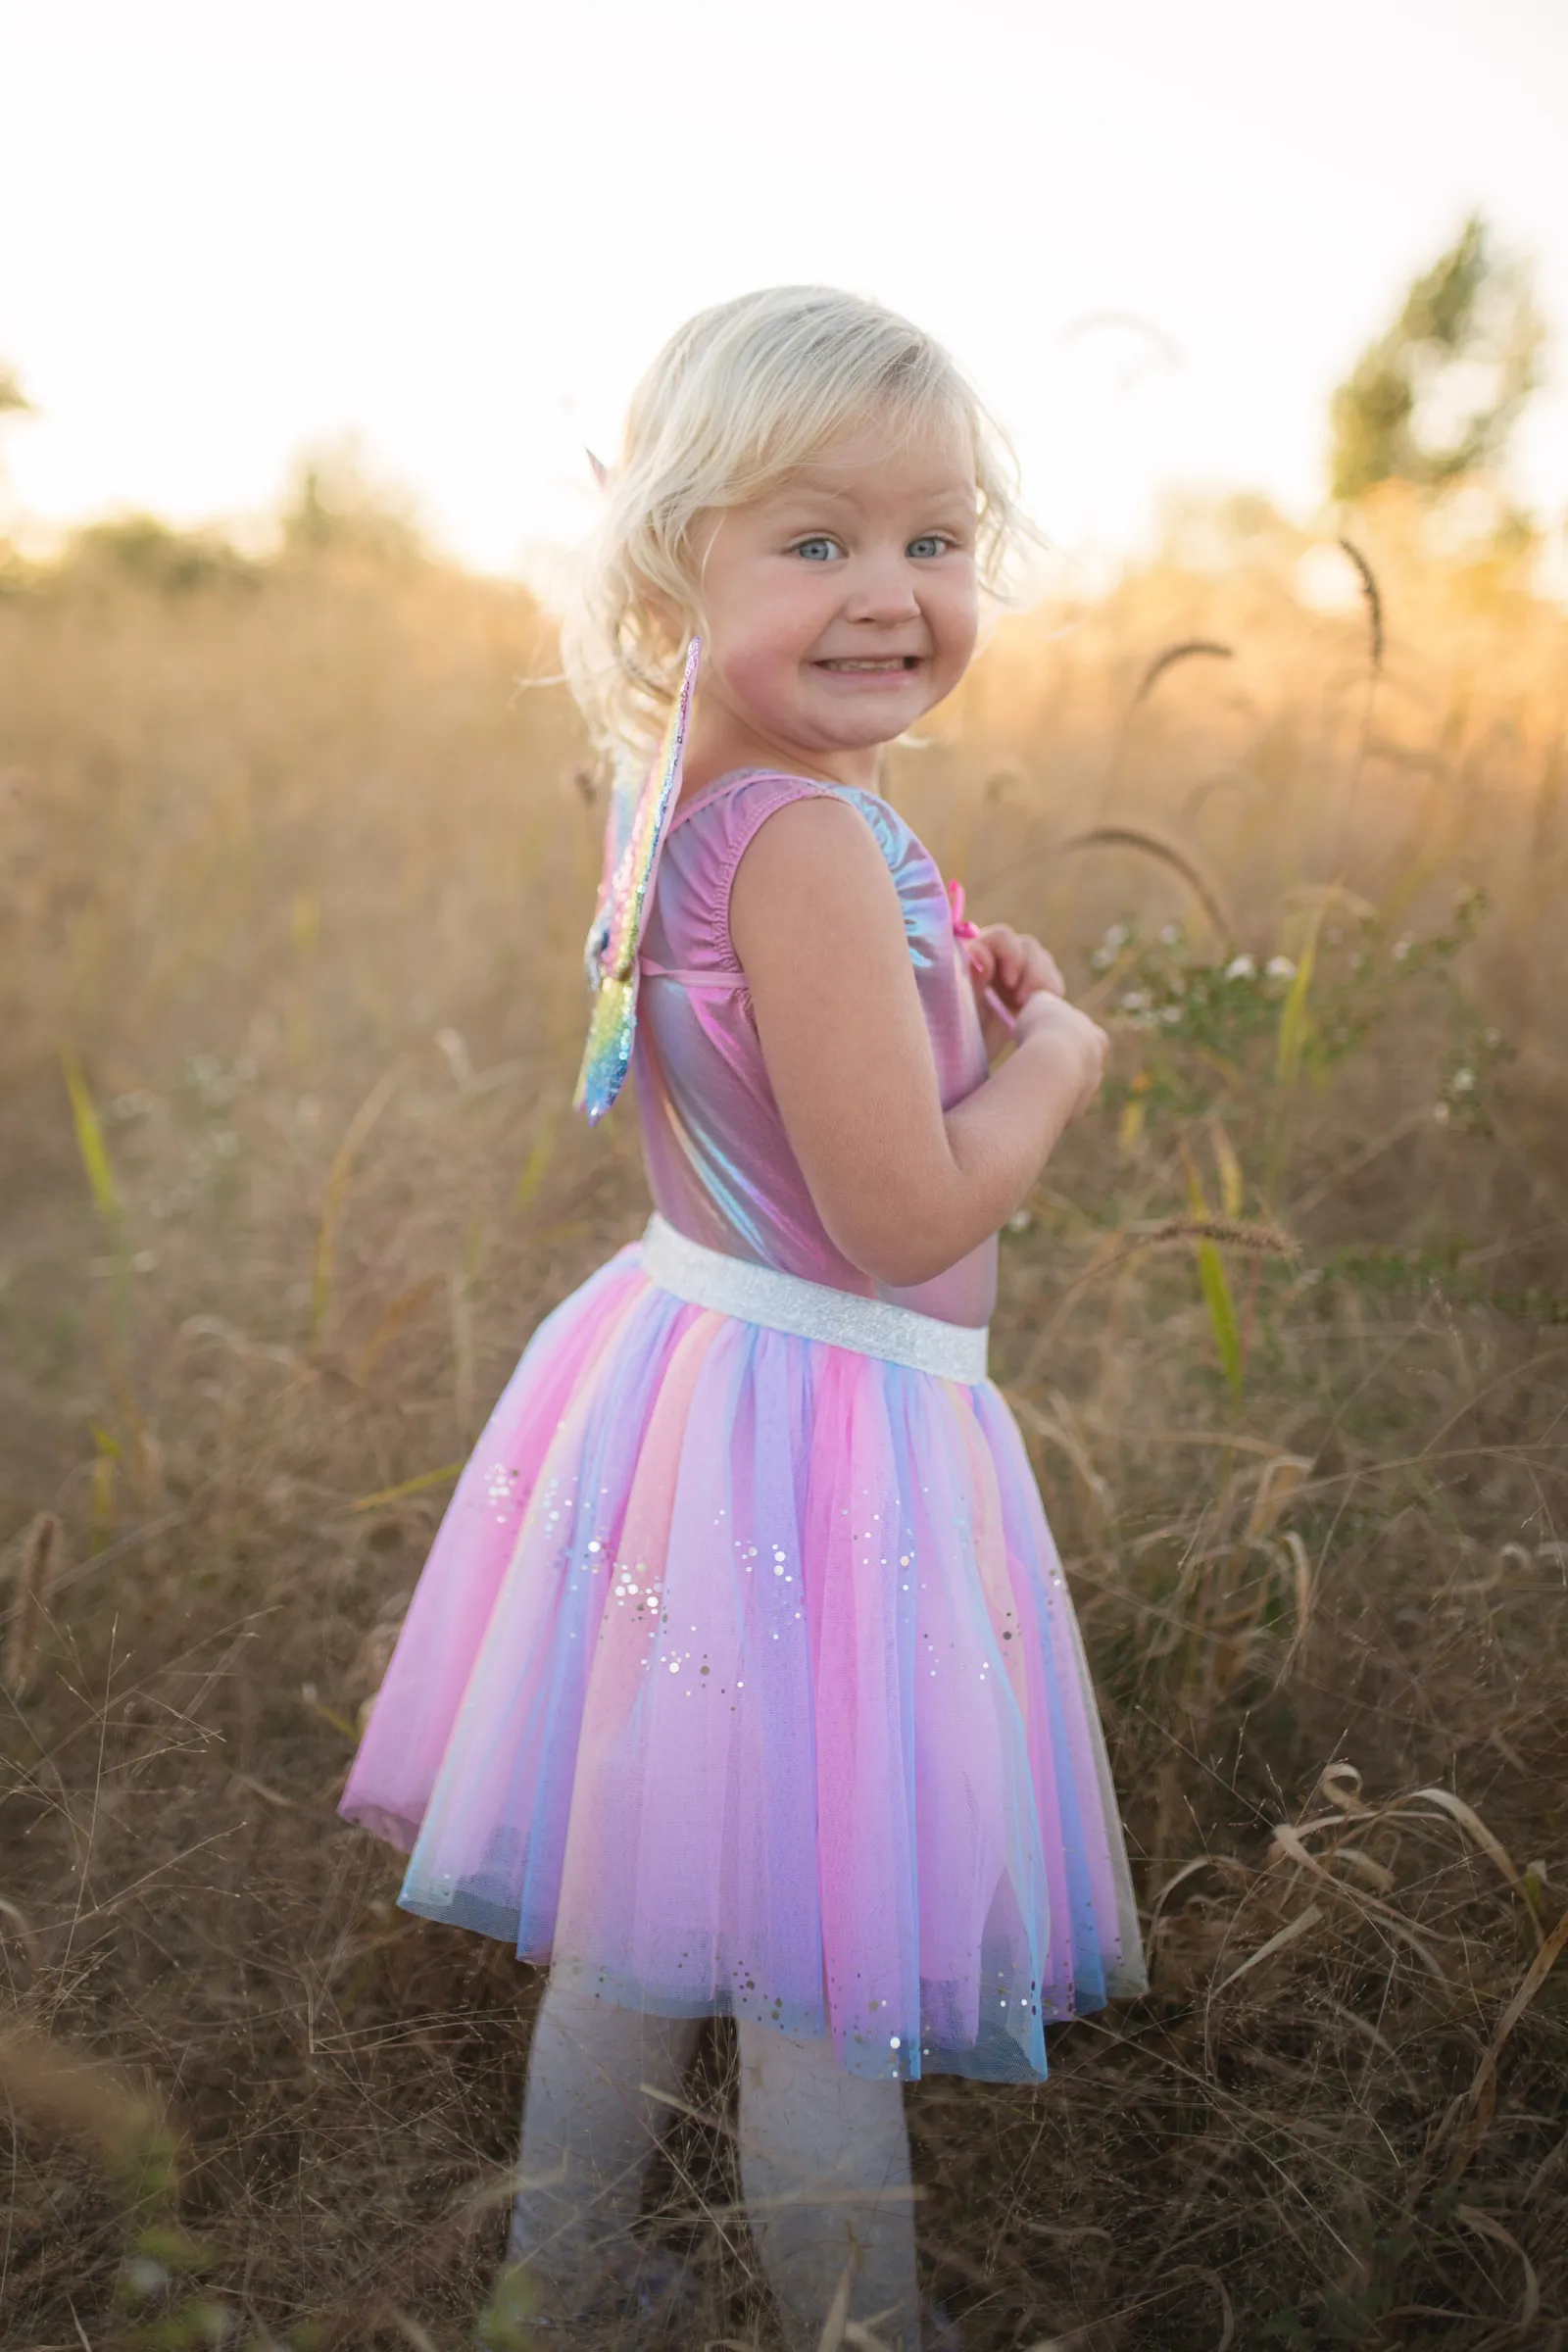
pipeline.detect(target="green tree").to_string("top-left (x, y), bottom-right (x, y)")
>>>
top-left (1329, 214), bottom-right (1544, 502)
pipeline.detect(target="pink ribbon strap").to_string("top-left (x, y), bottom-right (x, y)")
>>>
top-left (947, 879), bottom-right (1017, 1039)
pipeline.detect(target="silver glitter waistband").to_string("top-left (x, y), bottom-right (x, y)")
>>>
top-left (638, 1212), bottom-right (989, 1384)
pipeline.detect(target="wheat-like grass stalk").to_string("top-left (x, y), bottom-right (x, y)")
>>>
top-left (4, 1510), bottom-right (60, 1696)
top-left (1131, 638), bottom-right (1236, 705)
top-left (1089, 637), bottom-right (1240, 828)
top-left (1136, 1216), bottom-right (1300, 1254)
top-left (1036, 1218), bottom-right (1299, 1354)
top-left (1326, 537), bottom-right (1387, 893)
top-left (1337, 537), bottom-right (1385, 676)
top-left (312, 1054), bottom-right (410, 1337)
top-left (1055, 822), bottom-right (1236, 942)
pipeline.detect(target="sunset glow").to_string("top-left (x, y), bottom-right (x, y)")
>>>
top-left (4, 0), bottom-right (1566, 580)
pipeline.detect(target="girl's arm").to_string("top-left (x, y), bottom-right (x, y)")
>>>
top-left (729, 797), bottom-right (1106, 1290)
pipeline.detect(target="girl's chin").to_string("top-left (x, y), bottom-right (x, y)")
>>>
top-left (725, 681), bottom-right (937, 759)
top-left (798, 678), bottom-right (931, 733)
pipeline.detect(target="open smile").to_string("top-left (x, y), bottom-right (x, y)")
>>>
top-left (812, 656), bottom-right (924, 674)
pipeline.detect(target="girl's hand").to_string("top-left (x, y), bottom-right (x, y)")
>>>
top-left (963, 923), bottom-right (1065, 1053)
top-left (964, 922), bottom-right (1065, 1007)
top-left (1011, 991), bottom-right (1109, 1122)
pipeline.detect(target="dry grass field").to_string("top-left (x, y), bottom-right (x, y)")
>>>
top-left (2, 489), bottom-right (1567, 2350)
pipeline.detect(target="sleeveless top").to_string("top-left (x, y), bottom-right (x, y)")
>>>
top-left (631, 768), bottom-right (998, 1332)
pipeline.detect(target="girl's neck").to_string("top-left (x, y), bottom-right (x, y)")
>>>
top-left (677, 701), bottom-right (885, 803)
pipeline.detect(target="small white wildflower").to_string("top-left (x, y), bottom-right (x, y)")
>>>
top-left (1159, 922), bottom-right (1182, 946)
top-left (1433, 1101), bottom-right (1451, 1124)
top-left (1225, 954), bottom-right (1256, 981)
top-left (1103, 921), bottom-right (1130, 951)
top-left (1265, 956), bottom-right (1297, 980)
top-left (1119, 990), bottom-right (1150, 1011)
top-left (1393, 935), bottom-right (1414, 961)
top-left (1005, 1210), bottom-right (1033, 1234)
top-left (1089, 947), bottom-right (1112, 971)
top-left (1484, 1026), bottom-right (1501, 1048)
top-left (1451, 1066), bottom-right (1475, 1092)
top-left (120, 2258), bottom-right (171, 2300)
top-left (1160, 1004), bottom-right (1182, 1023)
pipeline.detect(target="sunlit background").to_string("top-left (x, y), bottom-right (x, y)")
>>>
top-left (4, 0), bottom-right (1567, 584)
top-left (9, 9), bottom-right (1568, 2345)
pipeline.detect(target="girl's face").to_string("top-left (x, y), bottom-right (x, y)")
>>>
top-left (684, 405), bottom-right (981, 788)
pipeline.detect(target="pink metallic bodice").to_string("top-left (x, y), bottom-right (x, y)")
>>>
top-left (632, 768), bottom-right (997, 1330)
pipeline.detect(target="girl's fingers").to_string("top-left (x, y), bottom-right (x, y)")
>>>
top-left (1011, 939), bottom-right (1062, 999)
top-left (986, 927), bottom-right (1026, 999)
top-left (976, 925), bottom-right (1066, 1008)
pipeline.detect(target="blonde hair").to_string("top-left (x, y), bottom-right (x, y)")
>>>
top-left (561, 285), bottom-right (1036, 760)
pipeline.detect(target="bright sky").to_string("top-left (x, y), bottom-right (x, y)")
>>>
top-left (3, 0), bottom-right (1567, 582)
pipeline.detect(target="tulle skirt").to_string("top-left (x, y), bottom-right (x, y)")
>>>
top-left (339, 1244), bottom-right (1147, 2081)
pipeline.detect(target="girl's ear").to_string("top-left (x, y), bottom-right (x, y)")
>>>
top-left (585, 448), bottom-right (610, 490)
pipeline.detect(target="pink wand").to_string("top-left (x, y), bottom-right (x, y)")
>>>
top-left (948, 879), bottom-right (1018, 1039)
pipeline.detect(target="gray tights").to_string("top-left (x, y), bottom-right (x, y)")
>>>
top-left (506, 1969), bottom-right (921, 2349)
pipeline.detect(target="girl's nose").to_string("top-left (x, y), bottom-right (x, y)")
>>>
top-left (842, 553), bottom-right (922, 623)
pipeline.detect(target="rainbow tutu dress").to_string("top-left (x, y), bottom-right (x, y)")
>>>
top-left (339, 768), bottom-right (1147, 2081)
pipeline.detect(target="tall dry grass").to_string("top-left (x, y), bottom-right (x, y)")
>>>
top-left (2, 488), bottom-right (1567, 2351)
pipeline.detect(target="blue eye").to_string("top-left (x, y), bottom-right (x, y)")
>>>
top-left (793, 536), bottom-right (841, 562)
top-left (907, 534), bottom-right (950, 559)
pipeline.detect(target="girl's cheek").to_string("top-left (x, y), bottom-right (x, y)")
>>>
top-left (719, 640), bottom-right (800, 715)
top-left (943, 588), bottom-right (980, 667)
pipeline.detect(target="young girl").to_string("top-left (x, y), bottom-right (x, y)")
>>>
top-left (339, 286), bottom-right (1147, 2351)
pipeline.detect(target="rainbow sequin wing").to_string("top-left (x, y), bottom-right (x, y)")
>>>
top-left (572, 637), bottom-right (701, 1123)
top-left (581, 762), bottom-right (638, 991)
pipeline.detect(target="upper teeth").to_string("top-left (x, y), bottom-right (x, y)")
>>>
top-left (824, 659), bottom-right (908, 669)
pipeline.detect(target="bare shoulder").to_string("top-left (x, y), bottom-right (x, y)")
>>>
top-left (730, 793), bottom-right (901, 965)
top-left (734, 789), bottom-right (885, 881)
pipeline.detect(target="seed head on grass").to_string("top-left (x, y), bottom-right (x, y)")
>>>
top-left (1337, 537), bottom-right (1385, 676)
top-left (1131, 638), bottom-right (1236, 706)
top-left (4, 1510), bottom-right (61, 1697)
top-left (1137, 1216), bottom-right (1300, 1257)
